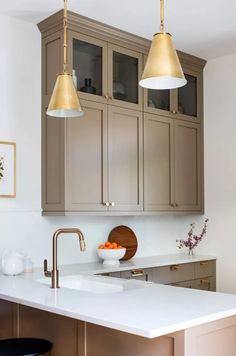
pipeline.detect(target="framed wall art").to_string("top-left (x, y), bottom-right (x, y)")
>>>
top-left (0, 141), bottom-right (16, 198)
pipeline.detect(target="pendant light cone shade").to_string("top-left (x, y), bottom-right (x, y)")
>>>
top-left (47, 73), bottom-right (83, 118)
top-left (139, 32), bottom-right (187, 90)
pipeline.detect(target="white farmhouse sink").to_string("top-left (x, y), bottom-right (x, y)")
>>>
top-left (37, 274), bottom-right (151, 294)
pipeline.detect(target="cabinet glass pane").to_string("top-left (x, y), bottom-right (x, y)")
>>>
top-left (113, 51), bottom-right (138, 104)
top-left (73, 39), bottom-right (102, 96)
top-left (147, 89), bottom-right (169, 111)
top-left (178, 74), bottom-right (197, 117)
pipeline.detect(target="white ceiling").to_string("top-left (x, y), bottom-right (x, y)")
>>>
top-left (1, 0), bottom-right (236, 60)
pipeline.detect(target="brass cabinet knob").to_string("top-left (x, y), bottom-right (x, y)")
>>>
top-left (170, 265), bottom-right (181, 271)
top-left (103, 202), bottom-right (110, 207)
top-left (171, 110), bottom-right (178, 114)
top-left (104, 94), bottom-right (109, 99)
top-left (110, 202), bottom-right (115, 207)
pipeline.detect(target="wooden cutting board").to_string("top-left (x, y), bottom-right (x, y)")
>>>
top-left (108, 225), bottom-right (138, 261)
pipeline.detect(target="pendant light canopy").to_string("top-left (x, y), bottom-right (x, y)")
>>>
top-left (139, 0), bottom-right (187, 90)
top-left (47, 0), bottom-right (83, 118)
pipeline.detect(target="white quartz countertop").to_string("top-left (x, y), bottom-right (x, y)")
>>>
top-left (2, 253), bottom-right (236, 339)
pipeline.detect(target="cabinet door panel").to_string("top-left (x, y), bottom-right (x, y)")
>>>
top-left (108, 44), bottom-right (143, 110)
top-left (108, 106), bottom-right (143, 211)
top-left (42, 114), bottom-right (65, 212)
top-left (174, 121), bottom-right (202, 211)
top-left (144, 114), bottom-right (174, 211)
top-left (66, 100), bottom-right (108, 211)
top-left (152, 264), bottom-right (195, 284)
top-left (68, 31), bottom-right (108, 104)
top-left (194, 277), bottom-right (216, 292)
top-left (195, 260), bottom-right (216, 279)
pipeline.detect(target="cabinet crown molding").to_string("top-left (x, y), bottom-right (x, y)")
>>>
top-left (37, 9), bottom-right (206, 68)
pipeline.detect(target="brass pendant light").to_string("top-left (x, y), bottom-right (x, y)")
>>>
top-left (47, 0), bottom-right (84, 118)
top-left (139, 0), bottom-right (187, 90)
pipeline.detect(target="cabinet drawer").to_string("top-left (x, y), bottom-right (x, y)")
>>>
top-left (194, 277), bottom-right (216, 291)
top-left (120, 268), bottom-right (152, 281)
top-left (99, 272), bottom-right (121, 278)
top-left (152, 263), bottom-right (195, 284)
top-left (195, 260), bottom-right (216, 279)
top-left (169, 280), bottom-right (195, 289)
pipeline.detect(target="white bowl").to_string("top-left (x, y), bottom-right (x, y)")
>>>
top-left (97, 248), bottom-right (126, 265)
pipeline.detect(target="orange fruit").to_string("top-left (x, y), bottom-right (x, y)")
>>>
top-left (117, 245), bottom-right (123, 249)
top-left (98, 245), bottom-right (105, 249)
top-left (105, 241), bottom-right (111, 247)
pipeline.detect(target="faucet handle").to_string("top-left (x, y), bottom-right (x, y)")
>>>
top-left (44, 259), bottom-right (52, 278)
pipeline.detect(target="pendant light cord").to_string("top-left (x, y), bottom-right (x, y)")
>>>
top-left (160, 0), bottom-right (164, 32)
top-left (63, 0), bottom-right (68, 73)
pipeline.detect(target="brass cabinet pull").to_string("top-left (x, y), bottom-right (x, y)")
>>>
top-left (170, 265), bottom-right (181, 271)
top-left (109, 96), bottom-right (114, 100)
top-left (104, 94), bottom-right (109, 99)
top-left (103, 202), bottom-right (110, 207)
top-left (131, 269), bottom-right (144, 277)
top-left (110, 202), bottom-right (115, 207)
top-left (200, 278), bottom-right (210, 285)
top-left (171, 110), bottom-right (178, 114)
top-left (200, 261), bottom-right (209, 266)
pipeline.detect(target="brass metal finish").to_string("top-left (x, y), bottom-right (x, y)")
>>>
top-left (44, 228), bottom-right (86, 288)
top-left (47, 0), bottom-right (83, 118)
top-left (140, 32), bottom-right (187, 89)
top-left (170, 265), bottom-right (181, 271)
top-left (139, 0), bottom-right (186, 90)
top-left (200, 261), bottom-right (209, 266)
top-left (200, 278), bottom-right (210, 285)
top-left (160, 0), bottom-right (164, 32)
top-left (131, 269), bottom-right (144, 277)
top-left (47, 73), bottom-right (83, 117)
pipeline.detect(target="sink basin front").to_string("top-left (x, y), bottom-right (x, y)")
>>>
top-left (37, 274), bottom-right (151, 294)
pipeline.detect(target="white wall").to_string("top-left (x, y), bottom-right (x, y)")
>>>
top-left (203, 53), bottom-right (236, 293)
top-left (0, 14), bottom-right (209, 282)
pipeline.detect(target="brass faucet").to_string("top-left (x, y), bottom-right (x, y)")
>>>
top-left (44, 228), bottom-right (86, 288)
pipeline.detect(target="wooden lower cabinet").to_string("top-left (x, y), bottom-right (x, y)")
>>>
top-left (1, 300), bottom-right (236, 356)
top-left (113, 260), bottom-right (216, 292)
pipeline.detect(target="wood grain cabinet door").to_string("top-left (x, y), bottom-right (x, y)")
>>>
top-left (107, 106), bottom-right (143, 211)
top-left (174, 120), bottom-right (203, 211)
top-left (66, 100), bottom-right (108, 211)
top-left (144, 113), bottom-right (174, 211)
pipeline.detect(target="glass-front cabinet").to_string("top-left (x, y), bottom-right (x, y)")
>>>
top-left (69, 33), bottom-right (142, 109)
top-left (108, 44), bottom-right (142, 110)
top-left (69, 32), bottom-right (108, 103)
top-left (144, 61), bottom-right (202, 123)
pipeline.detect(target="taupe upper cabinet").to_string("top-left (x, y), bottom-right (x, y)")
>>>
top-left (144, 59), bottom-right (204, 124)
top-left (66, 102), bottom-right (143, 212)
top-left (144, 114), bottom-right (203, 212)
top-left (38, 11), bottom-right (205, 215)
top-left (69, 33), bottom-right (142, 110)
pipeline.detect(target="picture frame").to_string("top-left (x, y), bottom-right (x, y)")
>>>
top-left (0, 141), bottom-right (16, 198)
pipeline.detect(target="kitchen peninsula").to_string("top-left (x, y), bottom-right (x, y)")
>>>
top-left (0, 255), bottom-right (236, 356)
